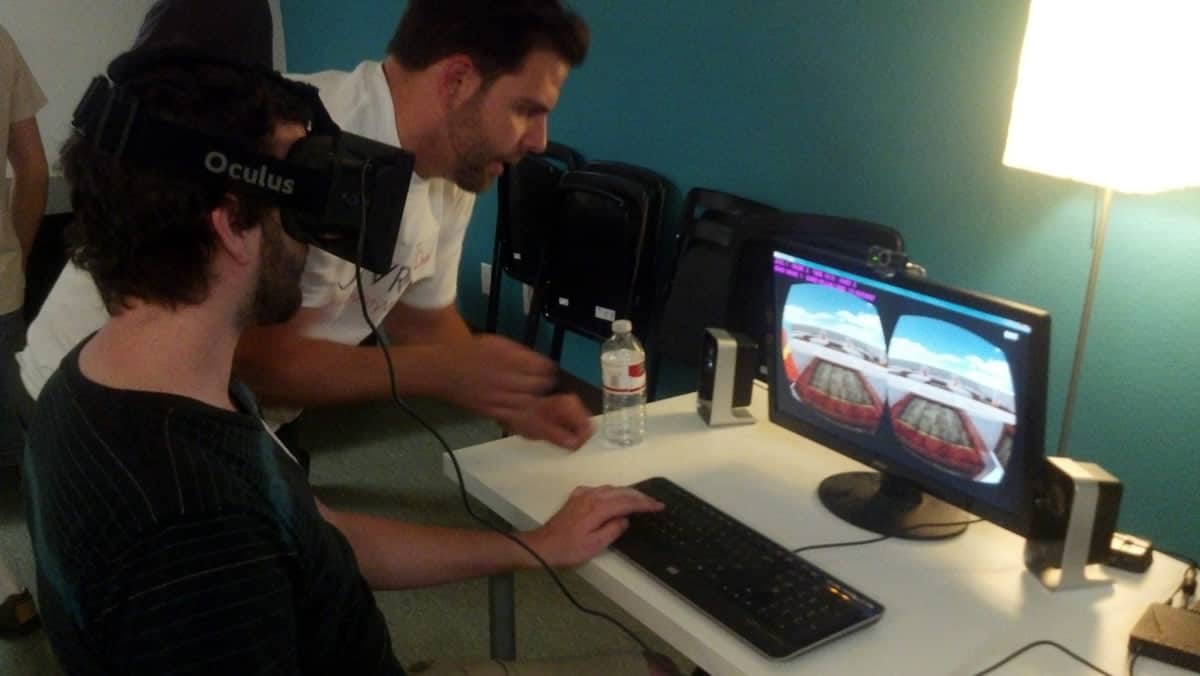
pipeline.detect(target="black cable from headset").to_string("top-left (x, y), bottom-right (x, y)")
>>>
top-left (352, 163), bottom-right (653, 654)
top-left (791, 518), bottom-right (983, 554)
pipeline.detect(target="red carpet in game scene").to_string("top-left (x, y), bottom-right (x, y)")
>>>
top-left (889, 393), bottom-right (987, 477)
top-left (794, 358), bottom-right (883, 431)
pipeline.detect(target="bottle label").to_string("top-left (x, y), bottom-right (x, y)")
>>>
top-left (603, 359), bottom-right (646, 394)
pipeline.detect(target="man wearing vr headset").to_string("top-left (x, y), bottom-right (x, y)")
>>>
top-left (17, 0), bottom-right (596, 456)
top-left (23, 5), bottom-right (677, 674)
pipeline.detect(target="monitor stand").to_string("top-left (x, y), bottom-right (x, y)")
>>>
top-left (818, 471), bottom-right (971, 540)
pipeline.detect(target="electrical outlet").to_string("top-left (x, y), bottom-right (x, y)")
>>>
top-left (481, 262), bottom-right (492, 296)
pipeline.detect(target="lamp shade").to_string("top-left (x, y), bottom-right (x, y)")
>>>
top-left (1003, 0), bottom-right (1200, 194)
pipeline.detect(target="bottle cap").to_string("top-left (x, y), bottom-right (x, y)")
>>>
top-left (612, 319), bottom-right (632, 334)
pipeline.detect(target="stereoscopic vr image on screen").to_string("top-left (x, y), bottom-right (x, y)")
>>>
top-left (768, 247), bottom-right (1050, 532)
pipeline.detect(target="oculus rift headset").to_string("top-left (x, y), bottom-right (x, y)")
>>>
top-left (69, 50), bottom-right (414, 275)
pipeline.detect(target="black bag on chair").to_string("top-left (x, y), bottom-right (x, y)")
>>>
top-left (527, 161), bottom-right (668, 358)
top-left (488, 142), bottom-right (583, 332)
top-left (648, 188), bottom-right (778, 398)
top-left (497, 142), bottom-right (584, 284)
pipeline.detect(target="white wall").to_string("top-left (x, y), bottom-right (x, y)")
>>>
top-left (1, 0), bottom-right (286, 212)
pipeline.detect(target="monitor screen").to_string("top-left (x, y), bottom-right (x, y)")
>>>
top-left (767, 244), bottom-right (1050, 538)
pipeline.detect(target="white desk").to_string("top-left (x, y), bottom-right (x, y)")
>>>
top-left (444, 391), bottom-right (1192, 675)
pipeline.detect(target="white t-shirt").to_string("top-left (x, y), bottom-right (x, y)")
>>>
top-left (0, 25), bottom-right (47, 315)
top-left (18, 61), bottom-right (476, 418)
top-left (286, 61), bottom-right (475, 342)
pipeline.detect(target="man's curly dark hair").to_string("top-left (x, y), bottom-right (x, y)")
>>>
top-left (61, 62), bottom-right (312, 313)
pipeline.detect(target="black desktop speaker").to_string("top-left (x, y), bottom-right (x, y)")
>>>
top-left (697, 328), bottom-right (757, 426)
top-left (1024, 456), bottom-right (1122, 591)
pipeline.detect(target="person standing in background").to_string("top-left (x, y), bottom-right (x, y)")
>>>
top-left (0, 23), bottom-right (46, 636)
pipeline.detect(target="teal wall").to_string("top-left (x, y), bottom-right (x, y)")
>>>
top-left (282, 1), bottom-right (1199, 557)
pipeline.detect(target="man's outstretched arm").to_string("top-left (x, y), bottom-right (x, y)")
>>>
top-left (235, 305), bottom-right (556, 418)
top-left (235, 303), bottom-right (594, 448)
top-left (317, 484), bottom-right (663, 590)
top-left (384, 302), bottom-right (596, 448)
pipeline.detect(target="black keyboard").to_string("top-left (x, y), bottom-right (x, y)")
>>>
top-left (612, 477), bottom-right (884, 660)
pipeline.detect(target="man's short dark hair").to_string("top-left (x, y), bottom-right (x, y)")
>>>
top-left (61, 63), bottom-right (312, 312)
top-left (387, 0), bottom-right (589, 83)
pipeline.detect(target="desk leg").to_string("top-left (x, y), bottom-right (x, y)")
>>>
top-left (482, 504), bottom-right (517, 660)
top-left (488, 571), bottom-right (516, 660)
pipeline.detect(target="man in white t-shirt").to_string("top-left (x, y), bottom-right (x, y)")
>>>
top-left (19, 0), bottom-right (595, 451)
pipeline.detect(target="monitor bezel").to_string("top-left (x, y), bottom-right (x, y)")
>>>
top-left (763, 240), bottom-right (1051, 537)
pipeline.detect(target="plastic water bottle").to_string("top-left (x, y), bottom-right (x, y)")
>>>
top-left (601, 319), bottom-right (647, 446)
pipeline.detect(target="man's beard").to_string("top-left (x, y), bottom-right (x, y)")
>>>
top-left (244, 217), bottom-right (305, 326)
top-left (447, 94), bottom-right (511, 193)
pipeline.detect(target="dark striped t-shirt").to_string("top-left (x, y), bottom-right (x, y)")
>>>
top-left (24, 342), bottom-right (404, 675)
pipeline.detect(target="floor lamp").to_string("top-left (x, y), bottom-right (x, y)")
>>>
top-left (1001, 0), bottom-right (1200, 455)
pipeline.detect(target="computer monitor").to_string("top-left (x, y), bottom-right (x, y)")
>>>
top-left (766, 243), bottom-right (1050, 540)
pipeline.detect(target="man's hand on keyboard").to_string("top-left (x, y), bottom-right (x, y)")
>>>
top-left (522, 485), bottom-right (664, 568)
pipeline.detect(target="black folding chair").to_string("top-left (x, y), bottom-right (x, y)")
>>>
top-left (486, 141), bottom-right (583, 334)
top-left (648, 198), bottom-right (909, 400)
top-left (522, 162), bottom-right (668, 361)
top-left (646, 188), bottom-right (778, 401)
